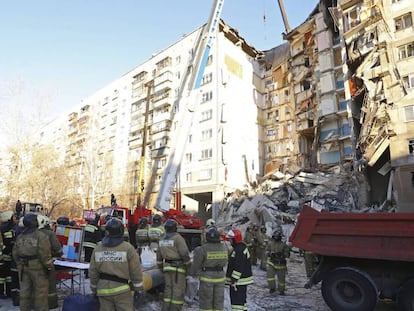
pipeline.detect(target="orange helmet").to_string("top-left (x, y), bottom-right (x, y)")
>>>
top-left (226, 229), bottom-right (243, 243)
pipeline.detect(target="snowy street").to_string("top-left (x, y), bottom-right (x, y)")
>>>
top-left (0, 252), bottom-right (398, 311)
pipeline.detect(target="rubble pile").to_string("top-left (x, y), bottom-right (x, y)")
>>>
top-left (215, 166), bottom-right (372, 234)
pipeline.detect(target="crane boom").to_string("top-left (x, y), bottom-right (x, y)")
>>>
top-left (155, 0), bottom-right (224, 212)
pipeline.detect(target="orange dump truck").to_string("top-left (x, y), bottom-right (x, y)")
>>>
top-left (289, 205), bottom-right (414, 311)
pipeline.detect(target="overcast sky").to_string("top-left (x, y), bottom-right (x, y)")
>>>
top-left (0, 0), bottom-right (319, 118)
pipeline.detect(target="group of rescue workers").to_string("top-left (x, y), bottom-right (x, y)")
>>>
top-left (0, 200), bottom-right (291, 311)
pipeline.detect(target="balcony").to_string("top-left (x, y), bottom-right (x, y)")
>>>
top-left (295, 89), bottom-right (313, 103)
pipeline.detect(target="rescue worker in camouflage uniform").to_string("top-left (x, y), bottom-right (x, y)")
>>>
top-left (13, 213), bottom-right (53, 311)
top-left (226, 229), bottom-right (253, 311)
top-left (266, 228), bottom-right (290, 295)
top-left (258, 225), bottom-right (269, 270)
top-left (250, 224), bottom-right (260, 265)
top-left (10, 213), bottom-right (21, 306)
top-left (38, 215), bottom-right (63, 309)
top-left (83, 216), bottom-right (102, 278)
top-left (189, 226), bottom-right (228, 311)
top-left (148, 214), bottom-right (165, 251)
top-left (156, 219), bottom-right (191, 311)
top-left (135, 217), bottom-right (149, 255)
top-left (0, 210), bottom-right (15, 300)
top-left (89, 217), bottom-right (143, 311)
top-left (243, 224), bottom-right (255, 265)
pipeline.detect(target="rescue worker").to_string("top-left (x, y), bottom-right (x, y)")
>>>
top-left (148, 214), bottom-right (165, 251)
top-left (243, 225), bottom-right (255, 265)
top-left (201, 218), bottom-right (216, 245)
top-left (10, 213), bottom-right (21, 306)
top-left (13, 213), bottom-right (53, 311)
top-left (89, 217), bottom-right (143, 311)
top-left (0, 210), bottom-right (15, 299)
top-left (38, 215), bottom-right (63, 309)
top-left (250, 223), bottom-right (260, 265)
top-left (189, 226), bottom-right (228, 311)
top-left (225, 229), bottom-right (253, 311)
top-left (83, 217), bottom-right (102, 278)
top-left (266, 228), bottom-right (290, 295)
top-left (258, 225), bottom-right (269, 270)
top-left (135, 217), bottom-right (149, 255)
top-left (156, 219), bottom-right (191, 311)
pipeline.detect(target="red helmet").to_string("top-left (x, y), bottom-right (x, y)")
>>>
top-left (226, 229), bottom-right (243, 243)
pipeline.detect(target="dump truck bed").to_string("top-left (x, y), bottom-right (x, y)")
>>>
top-left (289, 205), bottom-right (414, 262)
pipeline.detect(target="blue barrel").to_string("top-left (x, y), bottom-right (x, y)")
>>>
top-left (62, 294), bottom-right (99, 311)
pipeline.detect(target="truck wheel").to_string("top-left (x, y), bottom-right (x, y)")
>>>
top-left (321, 267), bottom-right (378, 311)
top-left (397, 279), bottom-right (414, 311)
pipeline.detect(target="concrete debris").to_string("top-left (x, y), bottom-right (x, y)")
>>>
top-left (216, 166), bottom-right (393, 234)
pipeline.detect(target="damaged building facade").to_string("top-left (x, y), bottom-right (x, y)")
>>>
top-left (260, 0), bottom-right (414, 211)
top-left (14, 0), bottom-right (413, 214)
top-left (335, 0), bottom-right (414, 211)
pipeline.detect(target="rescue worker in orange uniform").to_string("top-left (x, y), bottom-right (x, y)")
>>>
top-left (156, 219), bottom-right (191, 311)
top-left (226, 229), bottom-right (253, 311)
top-left (89, 217), bottom-right (143, 311)
top-left (189, 226), bottom-right (228, 311)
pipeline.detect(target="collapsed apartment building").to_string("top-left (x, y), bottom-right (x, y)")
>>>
top-left (260, 0), bottom-right (414, 213)
top-left (24, 0), bottom-right (413, 219)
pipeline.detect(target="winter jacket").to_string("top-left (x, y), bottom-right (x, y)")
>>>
top-left (226, 242), bottom-right (253, 286)
top-left (89, 239), bottom-right (143, 296)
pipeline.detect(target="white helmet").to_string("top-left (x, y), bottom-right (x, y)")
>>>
top-left (37, 215), bottom-right (50, 229)
top-left (206, 218), bottom-right (215, 227)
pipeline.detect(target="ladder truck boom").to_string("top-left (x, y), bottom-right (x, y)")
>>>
top-left (155, 0), bottom-right (224, 212)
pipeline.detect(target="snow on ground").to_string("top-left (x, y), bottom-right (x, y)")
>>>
top-left (0, 252), bottom-right (398, 310)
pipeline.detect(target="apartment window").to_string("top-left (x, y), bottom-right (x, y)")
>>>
top-left (185, 153), bottom-right (192, 163)
top-left (343, 6), bottom-right (361, 32)
top-left (398, 42), bottom-right (414, 60)
top-left (267, 129), bottom-right (275, 136)
top-left (186, 172), bottom-right (192, 182)
top-left (287, 123), bottom-right (292, 132)
top-left (405, 105), bottom-right (414, 121)
top-left (267, 112), bottom-right (273, 120)
top-left (175, 56), bottom-right (181, 64)
top-left (395, 13), bottom-right (413, 31)
top-left (201, 91), bottom-right (213, 103)
top-left (206, 55), bottom-right (213, 66)
top-left (201, 129), bottom-right (213, 140)
top-left (403, 74), bottom-right (414, 89)
top-left (175, 71), bottom-right (181, 80)
top-left (409, 138), bottom-right (414, 155)
top-left (201, 148), bottom-right (213, 160)
top-left (202, 72), bottom-right (213, 85)
top-left (304, 57), bottom-right (310, 67)
top-left (301, 80), bottom-right (311, 91)
top-left (156, 158), bottom-right (167, 169)
top-left (201, 109), bottom-right (213, 121)
top-left (199, 169), bottom-right (212, 180)
top-left (275, 110), bottom-right (279, 121)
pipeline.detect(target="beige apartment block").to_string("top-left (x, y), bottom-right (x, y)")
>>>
top-left (37, 20), bottom-right (264, 214)
top-left (261, 43), bottom-right (299, 174)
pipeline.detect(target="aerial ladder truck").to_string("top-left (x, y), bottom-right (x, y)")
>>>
top-left (153, 0), bottom-right (224, 225)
